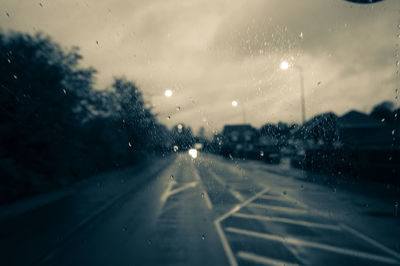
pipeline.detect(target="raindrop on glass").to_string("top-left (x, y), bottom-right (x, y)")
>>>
top-left (201, 234), bottom-right (206, 240)
top-left (147, 239), bottom-right (152, 245)
top-left (176, 106), bottom-right (181, 111)
top-left (299, 32), bottom-right (303, 39)
top-left (6, 12), bottom-right (10, 17)
top-left (282, 191), bottom-right (287, 195)
top-left (63, 89), bottom-right (67, 95)
top-left (173, 145), bottom-right (178, 152)
top-left (7, 59), bottom-right (11, 63)
top-left (128, 142), bottom-right (132, 148)
top-left (170, 174), bottom-right (174, 180)
top-left (13, 75), bottom-right (18, 80)
top-left (201, 192), bottom-right (204, 198)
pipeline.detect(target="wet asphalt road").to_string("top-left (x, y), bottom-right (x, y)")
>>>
top-left (1, 152), bottom-right (400, 266)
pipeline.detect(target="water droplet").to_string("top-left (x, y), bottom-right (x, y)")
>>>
top-left (299, 32), bottom-right (303, 39)
top-left (39, 3), bottom-right (43, 7)
top-left (13, 74), bottom-right (18, 79)
top-left (176, 106), bottom-right (181, 111)
top-left (6, 12), bottom-right (10, 17)
top-left (167, 115), bottom-right (171, 120)
top-left (201, 234), bottom-right (206, 240)
top-left (201, 192), bottom-right (204, 198)
top-left (122, 227), bottom-right (127, 231)
top-left (260, 151), bottom-right (264, 157)
top-left (282, 191), bottom-right (287, 195)
top-left (96, 40), bottom-right (99, 45)
top-left (317, 81), bottom-right (322, 86)
top-left (170, 174), bottom-right (174, 180)
top-left (300, 184), bottom-right (304, 189)
top-left (7, 59), bottom-right (11, 63)
top-left (63, 89), bottom-right (67, 94)
top-left (396, 60), bottom-right (399, 66)
top-left (389, 156), bottom-right (392, 161)
top-left (128, 142), bottom-right (132, 148)
top-left (173, 145), bottom-right (178, 152)
top-left (147, 239), bottom-right (152, 245)
top-left (392, 130), bottom-right (396, 135)
top-left (381, 118), bottom-right (385, 122)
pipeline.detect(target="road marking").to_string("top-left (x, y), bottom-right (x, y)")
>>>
top-left (193, 165), bottom-right (213, 210)
top-left (208, 169), bottom-right (244, 202)
top-left (160, 181), bottom-right (197, 203)
top-left (214, 187), bottom-right (270, 266)
top-left (225, 227), bottom-right (399, 265)
top-left (248, 203), bottom-right (308, 215)
top-left (214, 221), bottom-right (238, 266)
top-left (160, 180), bottom-right (176, 203)
top-left (232, 213), bottom-right (341, 231)
top-left (215, 187), bottom-right (271, 223)
top-left (237, 251), bottom-right (299, 266)
top-left (340, 223), bottom-right (400, 260)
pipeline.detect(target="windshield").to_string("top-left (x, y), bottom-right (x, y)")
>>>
top-left (1, 1), bottom-right (400, 265)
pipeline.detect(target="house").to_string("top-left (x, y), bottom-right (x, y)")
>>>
top-left (221, 124), bottom-right (258, 158)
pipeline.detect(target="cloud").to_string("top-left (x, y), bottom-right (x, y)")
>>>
top-left (1, 0), bottom-right (399, 133)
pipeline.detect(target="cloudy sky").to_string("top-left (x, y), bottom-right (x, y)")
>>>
top-left (1, 0), bottom-right (399, 135)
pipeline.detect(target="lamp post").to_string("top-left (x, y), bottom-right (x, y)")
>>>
top-left (280, 61), bottom-right (306, 124)
top-left (232, 100), bottom-right (246, 123)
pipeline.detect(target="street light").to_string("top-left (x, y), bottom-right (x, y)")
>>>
top-left (231, 100), bottom-right (246, 123)
top-left (280, 61), bottom-right (306, 124)
top-left (164, 89), bottom-right (173, 97)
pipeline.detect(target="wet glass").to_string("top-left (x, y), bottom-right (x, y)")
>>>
top-left (0, 1), bottom-right (399, 265)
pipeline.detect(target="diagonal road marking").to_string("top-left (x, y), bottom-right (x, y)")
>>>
top-left (232, 212), bottom-right (341, 231)
top-left (248, 203), bottom-right (309, 214)
top-left (208, 169), bottom-right (244, 202)
top-left (225, 227), bottom-right (400, 265)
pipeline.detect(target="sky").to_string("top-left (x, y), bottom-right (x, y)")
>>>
top-left (1, 0), bottom-right (400, 135)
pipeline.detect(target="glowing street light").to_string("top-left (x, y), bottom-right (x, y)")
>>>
top-left (231, 100), bottom-right (246, 123)
top-left (280, 61), bottom-right (289, 70)
top-left (280, 61), bottom-right (306, 124)
top-left (164, 89), bottom-right (173, 97)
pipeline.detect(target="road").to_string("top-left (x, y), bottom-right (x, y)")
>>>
top-left (1, 152), bottom-right (400, 266)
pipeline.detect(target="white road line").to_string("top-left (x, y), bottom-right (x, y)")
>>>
top-left (225, 227), bottom-right (399, 265)
top-left (340, 223), bottom-right (400, 260)
top-left (214, 187), bottom-right (270, 266)
top-left (160, 180), bottom-right (176, 203)
top-left (215, 187), bottom-right (271, 223)
top-left (232, 213), bottom-right (341, 231)
top-left (160, 181), bottom-right (197, 203)
top-left (248, 203), bottom-right (308, 215)
top-left (208, 169), bottom-right (244, 202)
top-left (193, 165), bottom-right (213, 210)
top-left (237, 251), bottom-right (299, 266)
top-left (168, 181), bottom-right (198, 196)
top-left (214, 221), bottom-right (238, 266)
top-left (259, 194), bottom-right (283, 200)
